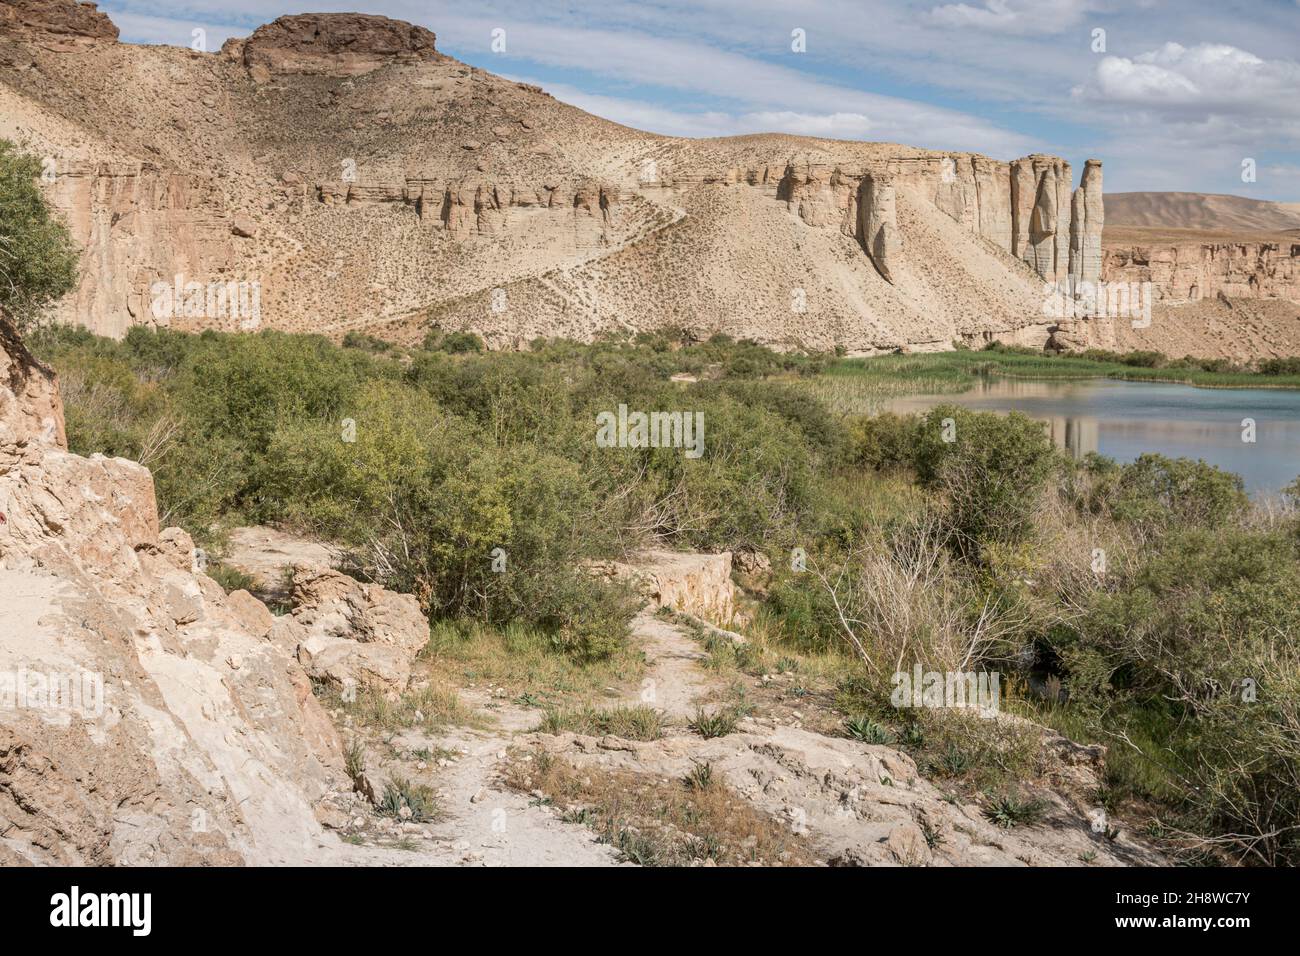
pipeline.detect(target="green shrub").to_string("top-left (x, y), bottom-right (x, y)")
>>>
top-left (0, 140), bottom-right (79, 328)
top-left (379, 777), bottom-right (440, 822)
top-left (539, 705), bottom-right (665, 740)
top-left (847, 412), bottom-right (921, 471)
top-left (1110, 454), bottom-right (1247, 531)
top-left (1257, 356), bottom-right (1300, 376)
top-left (844, 715), bottom-right (893, 744)
top-left (688, 707), bottom-right (739, 739)
top-left (1052, 528), bottom-right (1300, 864)
top-left (982, 794), bottom-right (1047, 828)
top-left (342, 331), bottom-right (395, 353)
top-left (911, 405), bottom-right (1056, 550)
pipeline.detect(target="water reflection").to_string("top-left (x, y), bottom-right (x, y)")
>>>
top-left (883, 378), bottom-right (1300, 496)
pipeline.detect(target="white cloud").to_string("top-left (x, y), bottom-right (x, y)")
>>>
top-left (928, 0), bottom-right (1097, 35)
top-left (537, 81), bottom-right (1038, 156)
top-left (1087, 43), bottom-right (1300, 116)
top-left (109, 11), bottom-right (258, 49)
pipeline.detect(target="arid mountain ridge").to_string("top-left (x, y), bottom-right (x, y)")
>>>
top-left (2, 0), bottom-right (1113, 354)
top-left (3, 1), bottom-right (1298, 359)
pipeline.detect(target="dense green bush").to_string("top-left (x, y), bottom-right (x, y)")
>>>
top-left (1109, 453), bottom-right (1248, 531)
top-left (1054, 528), bottom-right (1300, 864)
top-left (0, 140), bottom-right (79, 329)
top-left (1258, 356), bottom-right (1300, 376)
top-left (846, 411), bottom-right (920, 471)
top-left (911, 404), bottom-right (1056, 550)
top-left (1078, 348), bottom-right (1165, 368)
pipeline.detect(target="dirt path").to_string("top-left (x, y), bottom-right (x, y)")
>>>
top-left (387, 698), bottom-right (622, 867)
top-left (333, 610), bottom-right (721, 865)
top-left (626, 609), bottom-right (719, 719)
top-left (400, 612), bottom-right (715, 864)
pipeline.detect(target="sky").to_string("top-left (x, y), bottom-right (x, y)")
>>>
top-left (97, 0), bottom-right (1300, 199)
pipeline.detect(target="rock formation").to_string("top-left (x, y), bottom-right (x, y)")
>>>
top-left (35, 162), bottom-right (233, 339)
top-left (1102, 237), bottom-right (1300, 304)
top-left (0, 0), bottom-right (117, 45)
top-left (0, 312), bottom-right (349, 864)
top-left (1, 1), bottom-right (1105, 354)
top-left (1069, 160), bottom-right (1104, 288)
top-left (225, 13), bottom-right (438, 80)
top-left (858, 173), bottom-right (901, 283)
top-left (595, 550), bottom-right (738, 627)
top-left (1012, 155), bottom-right (1073, 284)
top-left (273, 566), bottom-right (429, 694)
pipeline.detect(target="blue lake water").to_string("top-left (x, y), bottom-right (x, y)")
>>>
top-left (884, 378), bottom-right (1300, 496)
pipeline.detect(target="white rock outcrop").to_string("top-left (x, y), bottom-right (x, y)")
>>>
top-left (1070, 159), bottom-right (1104, 288)
top-left (0, 315), bottom-right (345, 865)
top-left (272, 566), bottom-right (429, 695)
top-left (859, 173), bottom-right (901, 283)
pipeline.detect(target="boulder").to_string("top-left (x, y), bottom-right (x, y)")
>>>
top-left (595, 550), bottom-right (737, 627)
top-left (273, 566), bottom-right (428, 695)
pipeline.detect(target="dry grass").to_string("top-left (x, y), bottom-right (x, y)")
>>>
top-left (318, 680), bottom-right (479, 733)
top-left (503, 748), bottom-right (815, 866)
top-left (537, 705), bottom-right (666, 740)
top-left (424, 619), bottom-right (645, 707)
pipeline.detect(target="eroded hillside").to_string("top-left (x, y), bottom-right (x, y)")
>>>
top-left (0, 1), bottom-right (1107, 353)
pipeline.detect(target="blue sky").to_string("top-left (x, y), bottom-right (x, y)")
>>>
top-left (99, 0), bottom-right (1300, 199)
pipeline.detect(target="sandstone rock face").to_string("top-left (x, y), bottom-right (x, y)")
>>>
top-left (0, 0), bottom-right (118, 44)
top-left (1070, 159), bottom-right (1104, 288)
top-left (858, 174), bottom-right (900, 283)
top-left (1013, 155), bottom-right (1072, 284)
top-left (0, 314), bottom-right (346, 865)
top-left (0, 319), bottom-right (65, 449)
top-left (317, 173), bottom-right (622, 241)
top-left (272, 566), bottom-right (428, 694)
top-left (598, 550), bottom-right (737, 627)
top-left (763, 152), bottom-right (1095, 289)
top-left (1102, 239), bottom-right (1300, 304)
top-left (229, 13), bottom-right (437, 78)
top-left (37, 162), bottom-right (235, 339)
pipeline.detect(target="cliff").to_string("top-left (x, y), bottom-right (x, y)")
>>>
top-left (0, 311), bottom-right (356, 863)
top-left (1, 1), bottom-right (1104, 353)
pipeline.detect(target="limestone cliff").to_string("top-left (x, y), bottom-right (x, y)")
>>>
top-left (1070, 160), bottom-right (1104, 288)
top-left (1, 1), bottom-right (1105, 353)
top-left (0, 313), bottom-right (349, 863)
top-left (1102, 236), bottom-right (1300, 304)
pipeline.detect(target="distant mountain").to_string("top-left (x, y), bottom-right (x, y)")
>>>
top-left (1105, 192), bottom-right (1300, 233)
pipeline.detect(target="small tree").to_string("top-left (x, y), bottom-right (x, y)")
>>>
top-left (0, 140), bottom-right (79, 330)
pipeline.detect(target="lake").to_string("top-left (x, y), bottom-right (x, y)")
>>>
top-left (883, 378), bottom-right (1300, 496)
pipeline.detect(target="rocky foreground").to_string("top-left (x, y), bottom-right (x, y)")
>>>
top-left (1, 317), bottom-right (1164, 866)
